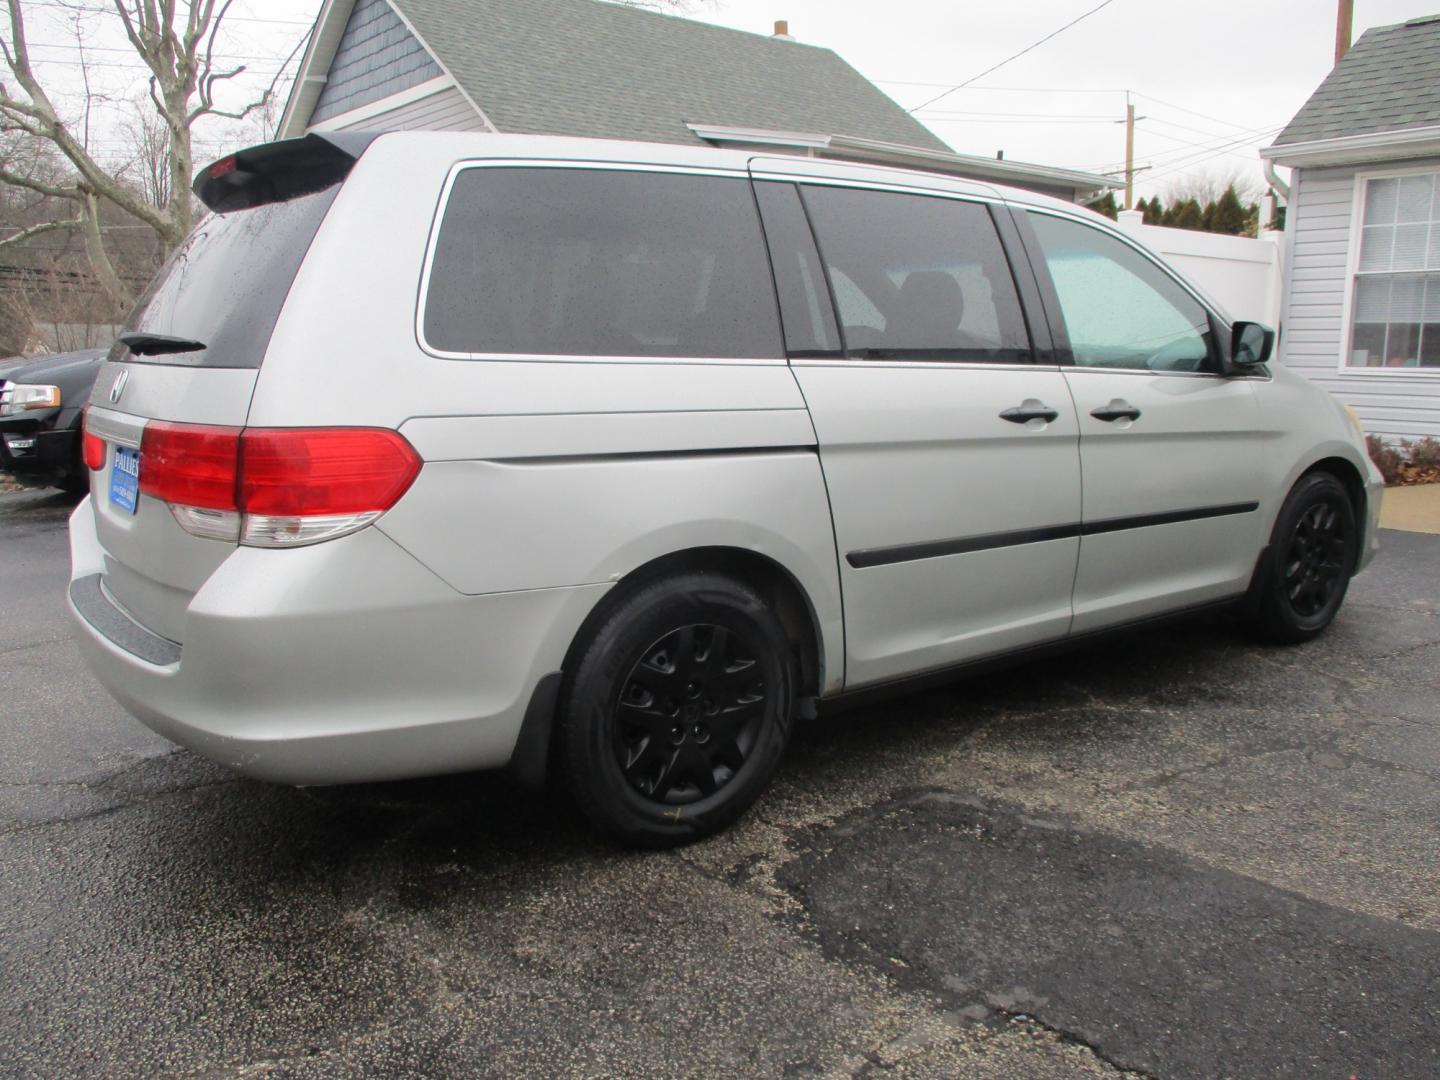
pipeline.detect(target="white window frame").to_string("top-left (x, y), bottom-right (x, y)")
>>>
top-left (1337, 163), bottom-right (1440, 378)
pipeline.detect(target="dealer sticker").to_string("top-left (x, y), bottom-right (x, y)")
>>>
top-left (109, 445), bottom-right (140, 514)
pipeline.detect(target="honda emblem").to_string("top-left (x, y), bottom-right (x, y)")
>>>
top-left (109, 369), bottom-right (128, 404)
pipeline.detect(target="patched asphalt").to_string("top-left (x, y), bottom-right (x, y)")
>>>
top-left (3, 487), bottom-right (1439, 1078)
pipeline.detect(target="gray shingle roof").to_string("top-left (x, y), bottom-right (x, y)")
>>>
top-left (1274, 15), bottom-right (1440, 146)
top-left (389, 0), bottom-right (950, 151)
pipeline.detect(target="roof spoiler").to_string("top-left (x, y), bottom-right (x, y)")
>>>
top-left (193, 132), bottom-right (378, 213)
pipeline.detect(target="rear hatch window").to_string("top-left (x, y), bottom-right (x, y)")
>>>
top-left (116, 134), bottom-right (365, 369)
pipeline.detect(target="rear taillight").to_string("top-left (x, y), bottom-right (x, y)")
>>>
top-left (139, 421), bottom-right (242, 510)
top-left (239, 428), bottom-right (421, 547)
top-left (81, 407), bottom-right (105, 470)
top-left (133, 422), bottom-right (421, 547)
top-left (240, 429), bottom-right (420, 515)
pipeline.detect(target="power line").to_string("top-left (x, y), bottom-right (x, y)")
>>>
top-left (1127, 126), bottom-right (1284, 186)
top-left (907, 0), bottom-right (1121, 113)
top-left (23, 40), bottom-right (292, 62)
top-left (915, 108), bottom-right (1117, 119)
top-left (16, 2), bottom-right (313, 27)
top-left (25, 57), bottom-right (286, 73)
top-left (910, 110), bottom-right (1111, 121)
top-left (1130, 90), bottom-right (1266, 134)
top-left (919, 116), bottom-right (1118, 125)
top-left (1146, 113), bottom-right (1282, 143)
top-left (1086, 117), bottom-right (1282, 172)
top-left (878, 80), bottom-right (1129, 93)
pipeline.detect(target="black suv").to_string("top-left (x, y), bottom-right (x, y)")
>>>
top-left (0, 348), bottom-right (106, 493)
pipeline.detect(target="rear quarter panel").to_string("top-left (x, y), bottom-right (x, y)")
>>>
top-left (247, 134), bottom-right (846, 693)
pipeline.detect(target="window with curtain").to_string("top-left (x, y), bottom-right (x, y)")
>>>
top-left (1349, 173), bottom-right (1440, 369)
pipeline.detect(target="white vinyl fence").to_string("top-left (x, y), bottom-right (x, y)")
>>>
top-left (1115, 210), bottom-right (1284, 327)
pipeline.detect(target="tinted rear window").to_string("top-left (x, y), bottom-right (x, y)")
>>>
top-left (422, 168), bottom-right (782, 359)
top-left (120, 185), bottom-right (340, 368)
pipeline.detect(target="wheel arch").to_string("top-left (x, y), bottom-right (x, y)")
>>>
top-left (560, 546), bottom-right (828, 706)
top-left (1300, 455), bottom-right (1367, 525)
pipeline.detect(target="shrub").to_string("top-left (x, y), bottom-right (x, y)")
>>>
top-left (1366, 434), bottom-right (1404, 485)
top-left (1367, 434), bottom-right (1440, 485)
top-left (1408, 436), bottom-right (1440, 471)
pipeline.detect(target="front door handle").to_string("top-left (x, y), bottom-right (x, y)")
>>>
top-left (999, 402), bottom-right (1060, 424)
top-left (1090, 400), bottom-right (1142, 422)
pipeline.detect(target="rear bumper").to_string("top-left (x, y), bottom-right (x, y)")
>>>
top-left (67, 496), bottom-right (608, 785)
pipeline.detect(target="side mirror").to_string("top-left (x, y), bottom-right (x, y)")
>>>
top-left (1230, 321), bottom-right (1274, 367)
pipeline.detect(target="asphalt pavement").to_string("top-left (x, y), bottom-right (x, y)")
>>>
top-left (2, 487), bottom-right (1439, 1079)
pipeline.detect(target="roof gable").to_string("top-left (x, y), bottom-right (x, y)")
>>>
top-left (1274, 15), bottom-right (1440, 146)
top-left (311, 0), bottom-right (442, 123)
top-left (385, 0), bottom-right (949, 151)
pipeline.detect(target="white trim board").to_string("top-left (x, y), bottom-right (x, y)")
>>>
top-left (306, 75), bottom-right (456, 130)
top-left (1264, 125), bottom-right (1440, 168)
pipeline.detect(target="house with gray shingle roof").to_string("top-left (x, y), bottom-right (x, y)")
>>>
top-left (1261, 14), bottom-right (1440, 441)
top-left (278, 0), bottom-right (1111, 202)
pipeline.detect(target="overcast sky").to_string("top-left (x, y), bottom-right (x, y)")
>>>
top-left (11, 0), bottom-right (1439, 200)
top-left (699, 0), bottom-right (1438, 199)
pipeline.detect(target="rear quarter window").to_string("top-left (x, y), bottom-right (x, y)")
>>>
top-left (421, 168), bottom-right (783, 359)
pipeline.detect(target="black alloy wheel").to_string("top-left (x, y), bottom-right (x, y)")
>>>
top-left (1283, 500), bottom-right (1350, 618)
top-left (558, 572), bottom-right (796, 847)
top-left (1248, 471), bottom-right (1358, 643)
top-left (614, 624), bottom-right (767, 804)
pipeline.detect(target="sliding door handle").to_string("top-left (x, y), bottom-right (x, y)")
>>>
top-left (1090, 400), bottom-right (1142, 422)
top-left (1000, 403), bottom-right (1060, 424)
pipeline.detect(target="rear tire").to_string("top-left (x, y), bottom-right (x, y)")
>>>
top-left (556, 572), bottom-right (796, 847)
top-left (1246, 472), bottom-right (1357, 644)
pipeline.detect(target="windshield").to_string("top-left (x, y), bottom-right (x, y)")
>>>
top-left (120, 184), bottom-right (340, 368)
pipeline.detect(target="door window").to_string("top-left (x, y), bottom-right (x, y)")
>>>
top-left (423, 168), bottom-right (782, 358)
top-left (1027, 213), bottom-right (1215, 373)
top-left (800, 186), bottom-right (1032, 363)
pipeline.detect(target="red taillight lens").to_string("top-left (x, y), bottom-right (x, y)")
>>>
top-left (138, 421), bottom-right (241, 510)
top-left (133, 422), bottom-right (420, 542)
top-left (81, 407), bottom-right (105, 470)
top-left (239, 428), bottom-right (421, 515)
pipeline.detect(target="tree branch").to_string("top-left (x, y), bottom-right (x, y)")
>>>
top-left (0, 165), bottom-right (80, 201)
top-left (0, 215), bottom-right (82, 252)
top-left (189, 63), bottom-right (248, 121)
top-left (77, 188), bottom-right (132, 312)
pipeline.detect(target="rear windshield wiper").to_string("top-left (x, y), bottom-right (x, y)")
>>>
top-left (118, 332), bottom-right (207, 356)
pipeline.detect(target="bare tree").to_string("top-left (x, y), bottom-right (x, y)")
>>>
top-left (1163, 167), bottom-right (1264, 207)
top-left (119, 105), bottom-right (172, 210)
top-left (0, 255), bottom-right (117, 353)
top-left (0, 0), bottom-right (290, 310)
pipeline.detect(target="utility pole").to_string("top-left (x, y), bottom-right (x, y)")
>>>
top-left (1124, 96), bottom-right (1136, 210)
top-left (1335, 0), bottom-right (1353, 64)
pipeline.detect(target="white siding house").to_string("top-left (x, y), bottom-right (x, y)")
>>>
top-left (1262, 15), bottom-right (1440, 441)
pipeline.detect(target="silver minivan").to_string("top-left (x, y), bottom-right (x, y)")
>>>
top-left (71, 131), bottom-right (1382, 845)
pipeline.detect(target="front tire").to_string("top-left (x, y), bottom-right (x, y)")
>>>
top-left (1247, 472), bottom-right (1358, 644)
top-left (556, 572), bottom-right (796, 847)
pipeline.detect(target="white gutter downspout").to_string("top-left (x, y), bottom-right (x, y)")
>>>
top-left (1263, 158), bottom-right (1290, 203)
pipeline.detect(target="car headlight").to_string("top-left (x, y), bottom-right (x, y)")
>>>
top-left (0, 384), bottom-right (62, 415)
